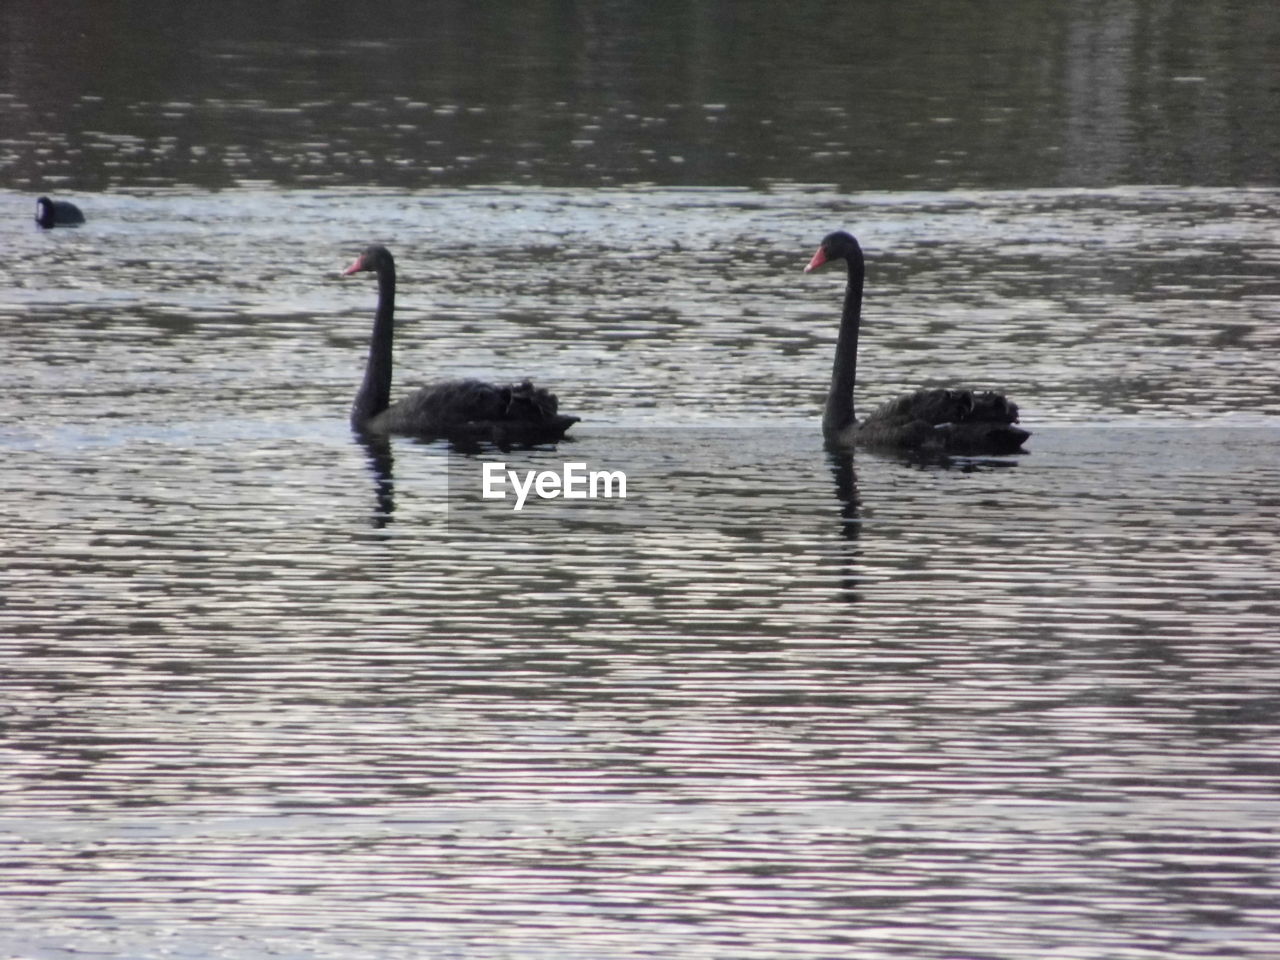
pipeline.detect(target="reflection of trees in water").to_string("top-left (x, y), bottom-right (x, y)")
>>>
top-left (4, 2), bottom-right (1275, 190)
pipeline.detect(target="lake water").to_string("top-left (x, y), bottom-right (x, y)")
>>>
top-left (3, 3), bottom-right (1280, 959)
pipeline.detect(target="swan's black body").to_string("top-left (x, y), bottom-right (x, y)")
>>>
top-left (805, 230), bottom-right (1029, 455)
top-left (342, 244), bottom-right (578, 444)
top-left (35, 196), bottom-right (85, 228)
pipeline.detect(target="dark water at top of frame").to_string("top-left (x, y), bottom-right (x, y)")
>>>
top-left (3, 0), bottom-right (1278, 193)
top-left (2, 3), bottom-right (1280, 960)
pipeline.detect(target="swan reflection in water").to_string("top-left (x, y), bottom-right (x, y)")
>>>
top-left (824, 444), bottom-right (1025, 604)
top-left (355, 431), bottom-right (580, 529)
top-left (357, 434), bottom-right (397, 528)
top-left (828, 449), bottom-right (862, 543)
top-left (824, 448), bottom-right (865, 604)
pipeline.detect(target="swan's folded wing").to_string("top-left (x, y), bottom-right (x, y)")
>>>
top-left (869, 388), bottom-right (1019, 427)
top-left (381, 378), bottom-right (508, 433)
top-left (380, 378), bottom-right (577, 441)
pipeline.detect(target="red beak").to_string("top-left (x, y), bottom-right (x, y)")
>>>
top-left (341, 255), bottom-right (365, 276)
top-left (804, 247), bottom-right (829, 274)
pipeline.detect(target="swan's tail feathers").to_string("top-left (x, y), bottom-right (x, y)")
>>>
top-left (938, 421), bottom-right (1030, 455)
top-left (504, 381), bottom-right (580, 433)
top-left (548, 413), bottom-right (582, 431)
top-left (505, 379), bottom-right (564, 422)
top-left (488, 380), bottom-right (579, 443)
top-left (936, 389), bottom-right (1028, 453)
top-left (484, 402), bottom-right (580, 446)
top-left (967, 390), bottom-right (1020, 425)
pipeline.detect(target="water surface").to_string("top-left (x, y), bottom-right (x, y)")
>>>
top-left (4, 184), bottom-right (1279, 960)
top-left (4, 1), bottom-right (1278, 192)
top-left (3, 2), bottom-right (1280, 958)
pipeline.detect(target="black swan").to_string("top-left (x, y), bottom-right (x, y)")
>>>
top-left (34, 196), bottom-right (85, 228)
top-left (341, 244), bottom-right (578, 443)
top-left (805, 230), bottom-right (1029, 455)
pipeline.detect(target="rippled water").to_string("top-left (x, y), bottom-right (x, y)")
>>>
top-left (5, 1), bottom-right (1280, 955)
top-left (3, 183), bottom-right (1279, 958)
top-left (5, 2), bottom-right (1279, 192)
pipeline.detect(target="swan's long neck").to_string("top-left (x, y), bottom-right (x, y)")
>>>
top-left (825, 251), bottom-right (864, 435)
top-left (352, 258), bottom-right (396, 429)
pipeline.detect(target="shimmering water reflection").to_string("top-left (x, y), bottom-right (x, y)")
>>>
top-left (3, 186), bottom-right (1279, 958)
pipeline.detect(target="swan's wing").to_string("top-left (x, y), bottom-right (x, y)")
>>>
top-left (860, 388), bottom-right (1027, 453)
top-left (381, 379), bottom-right (506, 432)
top-left (382, 378), bottom-right (576, 439)
top-left (867, 388), bottom-right (1019, 427)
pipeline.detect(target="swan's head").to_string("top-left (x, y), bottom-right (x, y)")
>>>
top-left (804, 230), bottom-right (863, 273)
top-left (342, 244), bottom-right (394, 276)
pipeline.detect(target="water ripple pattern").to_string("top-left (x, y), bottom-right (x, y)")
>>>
top-left (2, 187), bottom-right (1279, 959)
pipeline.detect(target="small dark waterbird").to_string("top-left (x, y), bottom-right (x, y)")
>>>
top-left (341, 244), bottom-right (578, 444)
top-left (34, 196), bottom-right (85, 228)
top-left (804, 230), bottom-right (1029, 455)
